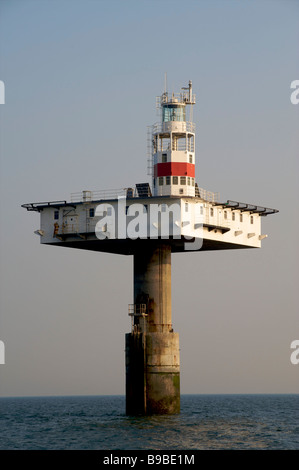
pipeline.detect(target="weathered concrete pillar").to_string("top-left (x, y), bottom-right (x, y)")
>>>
top-left (125, 242), bottom-right (180, 415)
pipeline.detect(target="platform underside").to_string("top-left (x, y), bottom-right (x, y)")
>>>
top-left (45, 237), bottom-right (255, 255)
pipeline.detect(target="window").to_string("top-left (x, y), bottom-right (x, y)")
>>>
top-left (200, 205), bottom-right (203, 215)
top-left (185, 203), bottom-right (189, 212)
top-left (54, 210), bottom-right (59, 220)
top-left (179, 188), bottom-right (184, 194)
top-left (224, 211), bottom-right (227, 220)
top-left (162, 104), bottom-right (186, 122)
top-left (159, 177), bottom-right (164, 186)
top-left (187, 177), bottom-right (191, 185)
top-left (188, 135), bottom-right (195, 152)
top-left (160, 137), bottom-right (170, 151)
top-left (89, 208), bottom-right (95, 218)
top-left (232, 212), bottom-right (235, 221)
top-left (162, 153), bottom-right (167, 163)
top-left (180, 176), bottom-right (186, 185)
top-left (189, 154), bottom-right (193, 163)
top-left (192, 178), bottom-right (195, 186)
top-left (172, 134), bottom-right (186, 151)
top-left (210, 208), bottom-right (214, 217)
top-left (250, 215), bottom-right (254, 224)
top-left (173, 176), bottom-right (178, 185)
top-left (240, 213), bottom-right (243, 222)
top-left (166, 176), bottom-right (171, 185)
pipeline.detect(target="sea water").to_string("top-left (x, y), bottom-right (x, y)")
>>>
top-left (0, 394), bottom-right (298, 450)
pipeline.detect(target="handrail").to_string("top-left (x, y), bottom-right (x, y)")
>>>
top-left (128, 304), bottom-right (147, 316)
top-left (152, 121), bottom-right (195, 134)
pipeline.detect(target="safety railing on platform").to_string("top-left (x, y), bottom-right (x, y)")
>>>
top-left (128, 304), bottom-right (147, 316)
top-left (71, 188), bottom-right (130, 203)
top-left (157, 91), bottom-right (196, 108)
top-left (151, 121), bottom-right (195, 135)
top-left (128, 304), bottom-right (148, 334)
top-left (195, 185), bottom-right (219, 203)
top-left (70, 185), bottom-right (219, 203)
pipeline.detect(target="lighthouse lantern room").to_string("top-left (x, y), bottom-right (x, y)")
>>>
top-left (152, 80), bottom-right (196, 197)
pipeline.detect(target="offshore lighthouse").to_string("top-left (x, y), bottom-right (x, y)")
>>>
top-left (23, 80), bottom-right (278, 415)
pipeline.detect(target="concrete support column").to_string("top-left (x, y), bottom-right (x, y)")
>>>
top-left (125, 242), bottom-right (180, 415)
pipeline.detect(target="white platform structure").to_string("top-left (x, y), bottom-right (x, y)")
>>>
top-left (23, 81), bottom-right (278, 414)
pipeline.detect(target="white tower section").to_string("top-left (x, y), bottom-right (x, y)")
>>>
top-left (151, 80), bottom-right (196, 197)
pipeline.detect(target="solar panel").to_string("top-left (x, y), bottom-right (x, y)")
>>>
top-left (135, 183), bottom-right (152, 197)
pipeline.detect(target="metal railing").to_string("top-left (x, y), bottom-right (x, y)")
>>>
top-left (128, 304), bottom-right (148, 334)
top-left (71, 188), bottom-right (130, 203)
top-left (128, 304), bottom-right (147, 316)
top-left (70, 185), bottom-right (219, 203)
top-left (151, 121), bottom-right (195, 135)
top-left (157, 91), bottom-right (196, 107)
top-left (60, 223), bottom-right (79, 234)
top-left (196, 186), bottom-right (220, 203)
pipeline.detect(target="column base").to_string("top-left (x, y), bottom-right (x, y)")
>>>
top-left (125, 331), bottom-right (180, 415)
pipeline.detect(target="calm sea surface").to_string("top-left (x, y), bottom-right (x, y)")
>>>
top-left (0, 395), bottom-right (298, 450)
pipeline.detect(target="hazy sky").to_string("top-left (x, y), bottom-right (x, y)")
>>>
top-left (0, 0), bottom-right (298, 397)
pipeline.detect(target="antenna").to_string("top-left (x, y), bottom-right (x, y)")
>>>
top-left (164, 72), bottom-right (167, 94)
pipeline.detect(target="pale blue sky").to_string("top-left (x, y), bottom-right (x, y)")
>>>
top-left (0, 0), bottom-right (298, 396)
